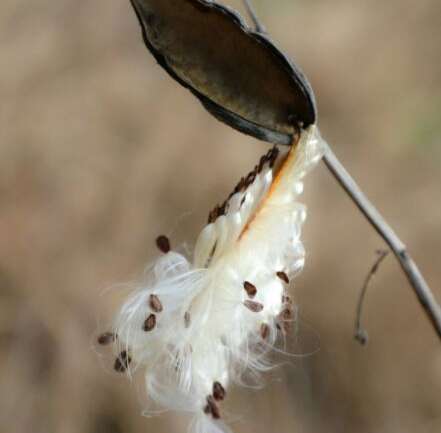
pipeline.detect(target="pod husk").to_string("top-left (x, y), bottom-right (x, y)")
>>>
top-left (130, 0), bottom-right (316, 144)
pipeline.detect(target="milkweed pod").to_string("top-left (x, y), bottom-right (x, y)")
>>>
top-left (129, 0), bottom-right (317, 145)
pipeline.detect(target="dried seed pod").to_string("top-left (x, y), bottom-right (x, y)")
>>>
top-left (276, 271), bottom-right (290, 284)
top-left (143, 314), bottom-right (157, 331)
top-left (212, 381), bottom-right (226, 401)
top-left (156, 235), bottom-right (170, 253)
top-left (243, 281), bottom-right (257, 298)
top-left (114, 351), bottom-right (131, 373)
top-left (244, 300), bottom-right (264, 313)
top-left (129, 0), bottom-right (316, 145)
top-left (149, 294), bottom-right (163, 313)
top-left (97, 332), bottom-right (116, 346)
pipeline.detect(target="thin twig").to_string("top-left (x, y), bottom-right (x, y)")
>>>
top-left (243, 0), bottom-right (267, 34)
top-left (242, 0), bottom-right (441, 341)
top-left (354, 249), bottom-right (390, 345)
top-left (323, 146), bottom-right (441, 340)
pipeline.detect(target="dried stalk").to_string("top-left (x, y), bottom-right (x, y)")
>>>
top-left (243, 0), bottom-right (267, 34)
top-left (354, 249), bottom-right (390, 345)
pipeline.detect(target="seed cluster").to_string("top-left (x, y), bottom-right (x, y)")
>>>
top-left (144, 289), bottom-right (165, 333)
top-left (208, 146), bottom-right (279, 224)
top-left (240, 270), bottom-right (295, 339)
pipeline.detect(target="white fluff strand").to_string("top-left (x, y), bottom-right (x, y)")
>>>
top-left (98, 125), bottom-right (325, 433)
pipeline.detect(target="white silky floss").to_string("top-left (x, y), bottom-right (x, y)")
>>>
top-left (110, 125), bottom-right (325, 433)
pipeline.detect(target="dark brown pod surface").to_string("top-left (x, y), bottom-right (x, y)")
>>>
top-left (130, 0), bottom-right (316, 145)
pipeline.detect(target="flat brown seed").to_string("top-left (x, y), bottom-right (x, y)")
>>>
top-left (243, 281), bottom-right (257, 298)
top-left (204, 395), bottom-right (221, 419)
top-left (260, 323), bottom-right (270, 340)
top-left (143, 314), bottom-right (156, 332)
top-left (244, 300), bottom-right (264, 313)
top-left (213, 381), bottom-right (226, 401)
top-left (156, 235), bottom-right (171, 253)
top-left (114, 351), bottom-right (131, 373)
top-left (276, 271), bottom-right (290, 284)
top-left (97, 332), bottom-right (116, 346)
top-left (149, 294), bottom-right (163, 313)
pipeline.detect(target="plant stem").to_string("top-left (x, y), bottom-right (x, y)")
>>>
top-left (243, 0), bottom-right (267, 34)
top-left (323, 145), bottom-right (441, 339)
top-left (354, 250), bottom-right (390, 345)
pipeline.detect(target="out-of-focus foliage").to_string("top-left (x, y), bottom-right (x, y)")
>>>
top-left (0, 1), bottom-right (440, 433)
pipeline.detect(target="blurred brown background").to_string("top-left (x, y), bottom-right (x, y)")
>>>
top-left (1, 1), bottom-right (440, 432)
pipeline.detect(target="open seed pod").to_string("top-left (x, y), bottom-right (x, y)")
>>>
top-left (130, 0), bottom-right (316, 145)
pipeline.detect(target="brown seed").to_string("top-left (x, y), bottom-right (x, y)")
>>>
top-left (233, 177), bottom-right (245, 194)
top-left (244, 300), bottom-right (264, 313)
top-left (208, 207), bottom-right (217, 224)
top-left (260, 323), bottom-right (270, 340)
top-left (238, 176), bottom-right (246, 192)
top-left (218, 200), bottom-right (228, 216)
top-left (143, 314), bottom-right (156, 332)
top-left (156, 235), bottom-right (171, 253)
top-left (258, 155), bottom-right (266, 173)
top-left (269, 146), bottom-right (279, 168)
top-left (213, 381), bottom-right (226, 401)
top-left (243, 281), bottom-right (257, 298)
top-left (245, 171), bottom-right (256, 186)
top-left (277, 271), bottom-right (290, 284)
top-left (204, 395), bottom-right (221, 419)
top-left (149, 294), bottom-right (163, 313)
top-left (114, 351), bottom-right (131, 373)
top-left (97, 332), bottom-right (116, 346)
top-left (184, 311), bottom-right (191, 328)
